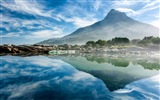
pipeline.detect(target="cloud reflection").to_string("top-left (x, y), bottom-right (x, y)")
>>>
top-left (0, 56), bottom-right (159, 100)
top-left (113, 74), bottom-right (160, 100)
top-left (0, 56), bottom-right (109, 100)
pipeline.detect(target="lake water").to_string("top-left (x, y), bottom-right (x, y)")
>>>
top-left (0, 55), bottom-right (160, 100)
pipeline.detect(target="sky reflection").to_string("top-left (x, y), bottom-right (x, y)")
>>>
top-left (0, 56), bottom-right (159, 100)
top-left (0, 56), bottom-right (109, 100)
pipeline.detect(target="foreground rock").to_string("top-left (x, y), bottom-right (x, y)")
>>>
top-left (0, 44), bottom-right (55, 56)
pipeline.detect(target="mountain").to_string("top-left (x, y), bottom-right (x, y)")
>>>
top-left (38, 9), bottom-right (159, 45)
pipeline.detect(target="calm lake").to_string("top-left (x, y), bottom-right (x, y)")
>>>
top-left (0, 54), bottom-right (160, 100)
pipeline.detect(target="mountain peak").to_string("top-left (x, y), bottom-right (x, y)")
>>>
top-left (108, 9), bottom-right (126, 15)
top-left (109, 9), bottom-right (120, 13)
top-left (103, 9), bottom-right (129, 23)
top-left (110, 9), bottom-right (121, 12)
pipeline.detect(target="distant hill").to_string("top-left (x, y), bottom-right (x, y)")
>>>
top-left (37, 9), bottom-right (159, 45)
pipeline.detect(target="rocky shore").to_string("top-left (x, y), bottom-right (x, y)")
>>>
top-left (0, 44), bottom-right (159, 56)
top-left (0, 44), bottom-right (54, 56)
top-left (0, 44), bottom-right (81, 56)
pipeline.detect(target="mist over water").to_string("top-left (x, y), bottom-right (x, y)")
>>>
top-left (0, 55), bottom-right (160, 100)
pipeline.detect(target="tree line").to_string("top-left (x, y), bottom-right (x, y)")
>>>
top-left (138, 36), bottom-right (160, 45)
top-left (85, 36), bottom-right (160, 47)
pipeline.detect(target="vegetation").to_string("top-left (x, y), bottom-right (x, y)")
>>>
top-left (138, 36), bottom-right (160, 45)
top-left (86, 40), bottom-right (107, 47)
top-left (112, 37), bottom-right (129, 45)
top-left (85, 37), bottom-right (130, 47)
top-left (107, 37), bottom-right (130, 45)
top-left (96, 40), bottom-right (107, 46)
top-left (85, 36), bottom-right (160, 47)
top-left (86, 41), bottom-right (96, 47)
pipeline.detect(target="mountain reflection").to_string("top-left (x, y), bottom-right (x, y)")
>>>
top-left (50, 54), bottom-right (160, 91)
top-left (84, 54), bottom-right (160, 69)
top-left (1, 56), bottom-right (159, 100)
top-left (85, 55), bottom-right (129, 67)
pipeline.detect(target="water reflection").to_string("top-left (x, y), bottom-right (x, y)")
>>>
top-left (85, 55), bottom-right (130, 67)
top-left (50, 54), bottom-right (160, 91)
top-left (0, 56), bottom-right (109, 100)
top-left (84, 54), bottom-right (160, 69)
top-left (113, 74), bottom-right (160, 100)
top-left (0, 55), bottom-right (159, 100)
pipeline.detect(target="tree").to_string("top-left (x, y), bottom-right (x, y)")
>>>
top-left (86, 41), bottom-right (96, 47)
top-left (95, 39), bottom-right (107, 46)
top-left (152, 37), bottom-right (160, 44)
top-left (138, 36), bottom-right (160, 45)
top-left (110, 37), bottom-right (130, 44)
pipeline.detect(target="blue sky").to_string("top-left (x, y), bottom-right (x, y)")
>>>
top-left (0, 0), bottom-right (159, 44)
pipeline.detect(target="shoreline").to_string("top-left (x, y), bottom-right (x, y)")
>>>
top-left (0, 44), bottom-right (159, 56)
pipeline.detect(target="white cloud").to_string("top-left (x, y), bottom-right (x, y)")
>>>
top-left (142, 0), bottom-right (159, 8)
top-left (116, 8), bottom-right (135, 13)
top-left (92, 0), bottom-right (103, 11)
top-left (116, 8), bottom-right (138, 16)
top-left (0, 13), bottom-right (56, 32)
top-left (58, 15), bottom-right (98, 28)
top-left (135, 4), bottom-right (159, 16)
top-left (66, 17), bottom-right (98, 28)
top-left (55, 1), bottom-right (100, 28)
top-left (1, 32), bottom-right (20, 38)
top-left (20, 19), bottom-right (54, 29)
top-left (25, 29), bottom-right (65, 40)
top-left (112, 0), bottom-right (159, 17)
top-left (112, 0), bottom-right (137, 8)
top-left (0, 0), bottom-right (60, 21)
top-left (150, 20), bottom-right (160, 28)
top-left (0, 14), bottom-right (21, 31)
